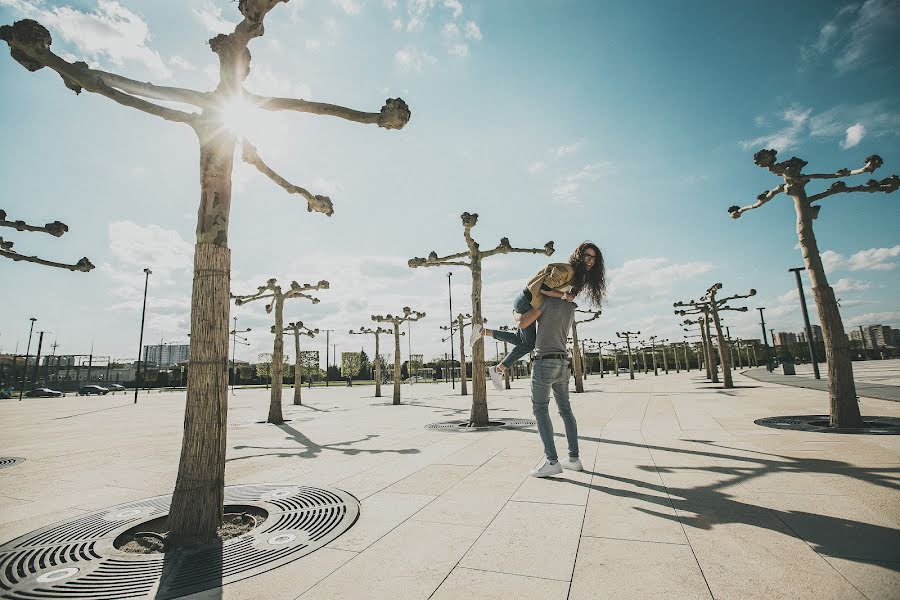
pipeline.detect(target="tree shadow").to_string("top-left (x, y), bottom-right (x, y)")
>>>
top-left (550, 433), bottom-right (900, 570)
top-left (228, 422), bottom-right (420, 461)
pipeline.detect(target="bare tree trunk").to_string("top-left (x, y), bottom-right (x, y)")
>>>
top-left (393, 323), bottom-right (402, 405)
top-left (704, 318), bottom-right (719, 383)
top-left (469, 257), bottom-right (488, 426)
top-left (457, 315), bottom-right (468, 396)
top-left (268, 297), bottom-right (285, 423)
top-left (626, 339), bottom-right (635, 380)
top-left (663, 347), bottom-right (669, 373)
top-left (293, 330), bottom-right (302, 405)
top-left (168, 133), bottom-right (234, 546)
top-left (572, 321), bottom-right (584, 393)
top-left (374, 332), bottom-right (381, 398)
top-left (503, 341), bottom-right (511, 389)
top-left (710, 308), bottom-right (733, 389)
top-left (793, 197), bottom-right (862, 427)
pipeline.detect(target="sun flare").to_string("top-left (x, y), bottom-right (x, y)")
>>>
top-left (219, 95), bottom-right (263, 136)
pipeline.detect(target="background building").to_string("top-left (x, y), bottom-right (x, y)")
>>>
top-left (772, 332), bottom-right (797, 347)
top-left (143, 343), bottom-right (190, 367)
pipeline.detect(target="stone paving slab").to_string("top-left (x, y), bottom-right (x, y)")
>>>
top-left (1, 367), bottom-right (899, 599)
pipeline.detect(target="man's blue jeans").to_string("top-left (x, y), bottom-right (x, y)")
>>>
top-left (531, 358), bottom-right (579, 462)
top-left (491, 290), bottom-right (536, 369)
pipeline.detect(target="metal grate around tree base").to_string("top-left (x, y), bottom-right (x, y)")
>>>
top-left (0, 457), bottom-right (25, 470)
top-left (754, 415), bottom-right (900, 434)
top-left (0, 483), bottom-right (359, 599)
top-left (425, 418), bottom-right (536, 432)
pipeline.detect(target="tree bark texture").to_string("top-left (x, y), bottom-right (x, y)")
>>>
top-left (268, 296), bottom-right (285, 423)
top-left (457, 315), bottom-right (468, 396)
top-left (293, 329), bottom-right (302, 405)
top-left (571, 322), bottom-right (584, 393)
top-left (503, 341), bottom-right (511, 389)
top-left (710, 307), bottom-right (733, 389)
top-left (793, 197), bottom-right (862, 427)
top-left (393, 324), bottom-right (401, 405)
top-left (167, 242), bottom-right (230, 546)
top-left (626, 339), bottom-right (634, 380)
top-left (703, 318), bottom-right (718, 383)
top-left (469, 256), bottom-right (488, 426)
top-left (374, 332), bottom-right (381, 398)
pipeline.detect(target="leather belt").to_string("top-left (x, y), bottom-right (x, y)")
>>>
top-left (536, 353), bottom-right (567, 360)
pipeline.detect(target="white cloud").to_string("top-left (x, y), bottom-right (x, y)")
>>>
top-left (442, 22), bottom-right (460, 37)
top-left (448, 43), bottom-right (468, 57)
top-left (607, 257), bottom-right (715, 304)
top-left (168, 55), bottom-right (195, 71)
top-left (306, 39), bottom-right (322, 52)
top-left (527, 161), bottom-right (546, 175)
top-left (551, 162), bottom-right (616, 203)
top-left (739, 106), bottom-right (811, 151)
top-left (245, 63), bottom-right (313, 100)
top-left (847, 245), bottom-right (900, 271)
top-left (192, 0), bottom-right (238, 35)
top-left (392, 17), bottom-right (404, 29)
top-left (383, 0), bottom-right (399, 8)
top-left (831, 278), bottom-right (872, 294)
top-left (405, 0), bottom-right (437, 32)
top-left (332, 0), bottom-right (362, 15)
top-left (107, 221), bottom-right (192, 280)
top-left (2, 0), bottom-right (171, 79)
top-left (553, 141), bottom-right (583, 158)
top-left (443, 0), bottom-right (463, 18)
top-left (840, 123), bottom-right (866, 149)
top-left (464, 20), bottom-right (482, 40)
top-left (394, 46), bottom-right (436, 72)
top-left (845, 311), bottom-right (900, 326)
top-left (820, 245), bottom-right (900, 273)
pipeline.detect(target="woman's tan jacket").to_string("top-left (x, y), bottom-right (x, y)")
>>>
top-left (526, 263), bottom-right (575, 309)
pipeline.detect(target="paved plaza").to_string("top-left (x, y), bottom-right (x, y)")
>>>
top-left (1, 366), bottom-right (899, 599)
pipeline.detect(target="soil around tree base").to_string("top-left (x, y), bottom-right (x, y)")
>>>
top-left (114, 504), bottom-right (268, 554)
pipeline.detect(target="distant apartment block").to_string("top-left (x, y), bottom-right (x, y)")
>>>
top-left (143, 344), bottom-right (190, 367)
top-left (772, 332), bottom-right (797, 347)
top-left (850, 325), bottom-right (897, 349)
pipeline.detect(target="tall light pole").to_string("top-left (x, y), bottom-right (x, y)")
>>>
top-left (789, 267), bottom-right (820, 379)
top-left (858, 325), bottom-right (868, 360)
top-left (230, 317), bottom-right (251, 395)
top-left (134, 268), bottom-right (151, 404)
top-left (447, 272), bottom-right (455, 389)
top-left (757, 307), bottom-right (772, 372)
top-left (19, 316), bottom-right (36, 400)
top-left (323, 329), bottom-right (333, 386)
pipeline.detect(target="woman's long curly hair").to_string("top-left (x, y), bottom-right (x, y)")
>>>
top-left (569, 241), bottom-right (606, 306)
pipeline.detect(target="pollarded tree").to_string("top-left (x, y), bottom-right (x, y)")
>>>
top-left (409, 212), bottom-right (553, 426)
top-left (615, 330), bottom-right (640, 380)
top-left (349, 326), bottom-right (392, 398)
top-left (681, 313), bottom-right (716, 382)
top-left (1, 2), bottom-right (409, 547)
top-left (571, 309), bottom-right (601, 393)
top-left (495, 325), bottom-right (515, 389)
top-left (280, 321), bottom-right (317, 405)
top-left (676, 284), bottom-right (755, 389)
top-left (729, 150), bottom-right (897, 426)
top-left (439, 313), bottom-right (483, 396)
top-left (234, 278), bottom-right (328, 423)
top-left (372, 307), bottom-right (425, 405)
top-left (1, 209), bottom-right (93, 272)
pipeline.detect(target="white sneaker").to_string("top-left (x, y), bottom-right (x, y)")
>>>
top-left (529, 460), bottom-right (563, 478)
top-left (470, 323), bottom-right (484, 348)
top-left (560, 457), bottom-right (583, 471)
top-left (489, 366), bottom-right (504, 391)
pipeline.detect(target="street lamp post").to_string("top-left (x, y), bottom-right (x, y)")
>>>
top-left (789, 267), bottom-right (820, 379)
top-left (323, 329), bottom-right (333, 386)
top-left (230, 317), bottom-right (251, 395)
top-left (134, 268), bottom-right (151, 404)
top-left (19, 316), bottom-right (36, 400)
top-left (757, 307), bottom-right (772, 372)
top-left (447, 272), bottom-right (455, 389)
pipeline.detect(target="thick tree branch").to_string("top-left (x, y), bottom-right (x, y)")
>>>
top-left (93, 70), bottom-right (213, 107)
top-left (575, 309), bottom-right (601, 325)
top-left (727, 183), bottom-right (786, 219)
top-left (0, 238), bottom-right (93, 272)
top-left (241, 142), bottom-right (334, 216)
top-left (806, 155), bottom-right (884, 179)
top-left (0, 210), bottom-right (67, 237)
top-left (246, 94), bottom-right (410, 130)
top-left (807, 175), bottom-right (900, 203)
top-left (1, 21), bottom-right (196, 123)
top-left (481, 237), bottom-right (554, 258)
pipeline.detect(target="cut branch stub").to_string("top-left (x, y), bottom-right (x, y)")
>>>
top-left (1, 209), bottom-right (93, 272)
top-left (378, 98), bottom-right (411, 130)
top-left (0, 19), bottom-right (50, 72)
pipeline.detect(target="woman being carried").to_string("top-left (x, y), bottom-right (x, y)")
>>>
top-left (472, 241), bottom-right (606, 391)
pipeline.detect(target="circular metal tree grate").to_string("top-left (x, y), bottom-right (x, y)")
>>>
top-left (754, 415), bottom-right (900, 435)
top-left (425, 418), bottom-right (536, 432)
top-left (0, 457), bottom-right (25, 470)
top-left (0, 483), bottom-right (359, 599)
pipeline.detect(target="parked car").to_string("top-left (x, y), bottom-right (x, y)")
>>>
top-left (107, 384), bottom-right (125, 392)
top-left (78, 385), bottom-right (109, 396)
top-left (25, 387), bottom-right (64, 398)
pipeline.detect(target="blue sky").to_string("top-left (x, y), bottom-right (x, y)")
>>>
top-left (1, 0), bottom-right (898, 367)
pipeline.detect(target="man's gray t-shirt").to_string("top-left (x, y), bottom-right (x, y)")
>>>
top-left (533, 296), bottom-right (575, 355)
